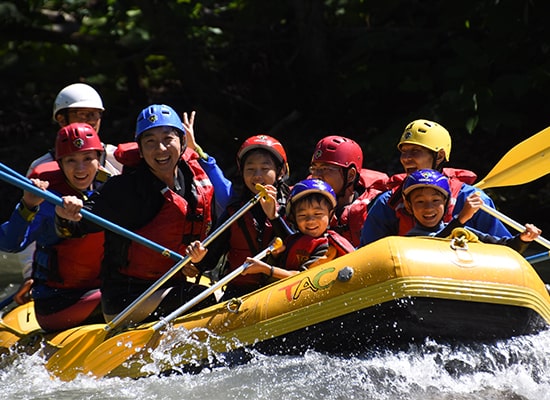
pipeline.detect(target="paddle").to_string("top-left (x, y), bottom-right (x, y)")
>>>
top-left (45, 185), bottom-right (268, 380)
top-left (0, 163), bottom-right (186, 263)
top-left (479, 203), bottom-right (550, 250)
top-left (526, 252), bottom-right (550, 265)
top-left (0, 163), bottom-right (267, 324)
top-left (81, 237), bottom-right (283, 379)
top-left (473, 126), bottom-right (550, 190)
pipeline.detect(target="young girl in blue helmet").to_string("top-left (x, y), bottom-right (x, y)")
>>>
top-left (402, 169), bottom-right (541, 253)
top-left (241, 179), bottom-right (355, 280)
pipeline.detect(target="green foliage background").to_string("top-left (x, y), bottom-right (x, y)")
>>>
top-left (1, 1), bottom-right (549, 257)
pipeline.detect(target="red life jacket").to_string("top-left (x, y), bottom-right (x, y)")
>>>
top-left (283, 230), bottom-right (355, 270)
top-left (29, 162), bottom-right (104, 289)
top-left (334, 168), bottom-right (389, 247)
top-left (122, 163), bottom-right (214, 280)
top-left (224, 206), bottom-right (275, 286)
top-left (388, 168), bottom-right (477, 236)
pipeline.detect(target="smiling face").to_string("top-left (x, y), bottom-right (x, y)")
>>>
top-left (293, 196), bottom-right (332, 238)
top-left (138, 127), bottom-right (183, 184)
top-left (406, 187), bottom-right (447, 228)
top-left (241, 149), bottom-right (279, 194)
top-left (58, 150), bottom-right (101, 191)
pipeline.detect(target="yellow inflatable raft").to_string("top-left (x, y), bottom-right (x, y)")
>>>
top-left (1, 236), bottom-right (549, 379)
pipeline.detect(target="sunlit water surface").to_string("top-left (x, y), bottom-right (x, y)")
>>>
top-left (2, 253), bottom-right (550, 400)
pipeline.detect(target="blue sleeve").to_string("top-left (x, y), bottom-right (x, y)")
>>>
top-left (453, 184), bottom-right (513, 238)
top-left (198, 155), bottom-right (235, 219)
top-left (0, 202), bottom-right (58, 252)
top-left (360, 191), bottom-right (398, 246)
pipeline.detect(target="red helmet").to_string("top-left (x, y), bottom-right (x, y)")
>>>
top-left (55, 123), bottom-right (104, 159)
top-left (311, 136), bottom-right (363, 170)
top-left (236, 134), bottom-right (289, 178)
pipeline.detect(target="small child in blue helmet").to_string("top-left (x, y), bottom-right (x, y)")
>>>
top-left (402, 169), bottom-right (541, 253)
top-left (242, 178), bottom-right (355, 280)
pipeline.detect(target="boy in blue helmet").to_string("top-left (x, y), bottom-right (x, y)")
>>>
top-left (55, 104), bottom-right (216, 326)
top-left (240, 179), bottom-right (355, 280)
top-left (360, 119), bottom-right (512, 246)
top-left (402, 169), bottom-right (541, 253)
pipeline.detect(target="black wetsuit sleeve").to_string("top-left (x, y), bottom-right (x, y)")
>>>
top-left (435, 218), bottom-right (464, 238)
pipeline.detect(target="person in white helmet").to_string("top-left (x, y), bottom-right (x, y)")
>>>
top-left (27, 83), bottom-right (122, 175)
top-left (14, 83), bottom-right (123, 305)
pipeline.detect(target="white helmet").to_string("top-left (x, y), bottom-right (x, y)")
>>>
top-left (52, 83), bottom-right (105, 120)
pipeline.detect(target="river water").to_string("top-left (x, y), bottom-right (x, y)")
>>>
top-left (2, 252), bottom-right (550, 400)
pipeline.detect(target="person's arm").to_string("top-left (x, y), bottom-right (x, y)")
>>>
top-left (241, 257), bottom-right (299, 280)
top-left (193, 211), bottom-right (232, 272)
top-left (183, 111), bottom-right (234, 217)
top-left (360, 191), bottom-right (397, 246)
top-left (454, 185), bottom-right (512, 238)
top-left (435, 218), bottom-right (465, 238)
top-left (0, 179), bottom-right (51, 252)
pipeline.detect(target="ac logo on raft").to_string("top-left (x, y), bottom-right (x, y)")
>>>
top-left (278, 267), bottom-right (336, 301)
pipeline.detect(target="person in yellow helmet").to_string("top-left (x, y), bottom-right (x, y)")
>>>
top-left (359, 119), bottom-right (512, 246)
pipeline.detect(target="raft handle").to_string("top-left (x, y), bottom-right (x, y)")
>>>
top-left (226, 298), bottom-right (242, 314)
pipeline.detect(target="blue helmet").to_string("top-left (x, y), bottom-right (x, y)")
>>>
top-left (287, 178), bottom-right (337, 218)
top-left (402, 169), bottom-right (450, 198)
top-left (135, 104), bottom-right (185, 140)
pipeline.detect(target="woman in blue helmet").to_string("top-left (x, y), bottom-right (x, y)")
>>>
top-left (402, 169), bottom-right (541, 253)
top-left (55, 104), bottom-right (216, 326)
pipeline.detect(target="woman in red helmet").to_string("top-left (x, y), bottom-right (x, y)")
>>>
top-left (309, 135), bottom-right (389, 247)
top-left (0, 123), bottom-right (108, 332)
top-left (191, 134), bottom-right (293, 299)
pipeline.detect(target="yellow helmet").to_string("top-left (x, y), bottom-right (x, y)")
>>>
top-left (397, 119), bottom-right (451, 161)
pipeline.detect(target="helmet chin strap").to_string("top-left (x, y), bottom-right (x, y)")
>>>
top-left (337, 167), bottom-right (356, 198)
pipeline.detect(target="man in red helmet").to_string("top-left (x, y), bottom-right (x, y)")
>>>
top-left (0, 123), bottom-right (108, 331)
top-left (308, 135), bottom-right (389, 247)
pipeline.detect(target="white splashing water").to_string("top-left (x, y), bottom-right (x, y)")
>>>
top-left (1, 327), bottom-right (550, 400)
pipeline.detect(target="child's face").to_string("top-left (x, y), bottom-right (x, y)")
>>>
top-left (407, 187), bottom-right (446, 228)
top-left (294, 199), bottom-right (331, 238)
top-left (242, 150), bottom-right (278, 193)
